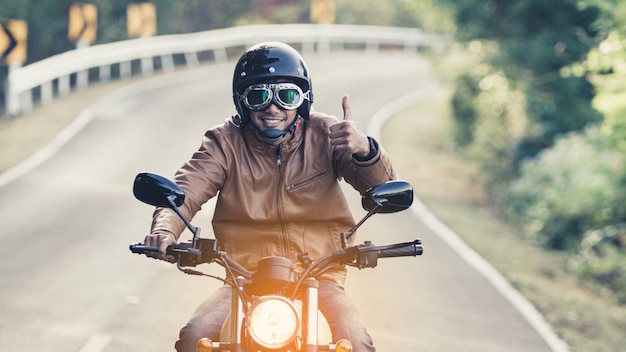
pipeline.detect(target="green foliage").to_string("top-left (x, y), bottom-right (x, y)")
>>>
top-left (450, 73), bottom-right (478, 146)
top-left (505, 127), bottom-right (624, 250)
top-left (441, 39), bottom-right (527, 188)
top-left (441, 0), bottom-right (626, 304)
top-left (574, 224), bottom-right (626, 303)
top-left (517, 75), bottom-right (603, 160)
top-left (452, 0), bottom-right (601, 72)
top-left (441, 0), bottom-right (604, 167)
top-left (466, 73), bottom-right (526, 189)
top-left (591, 31), bottom-right (626, 155)
top-left (335, 0), bottom-right (454, 31)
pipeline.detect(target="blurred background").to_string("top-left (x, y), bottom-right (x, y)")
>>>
top-left (1, 1), bottom-right (625, 351)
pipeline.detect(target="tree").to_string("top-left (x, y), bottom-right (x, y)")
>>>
top-left (445, 0), bottom-right (604, 162)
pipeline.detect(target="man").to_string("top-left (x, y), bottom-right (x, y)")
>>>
top-left (144, 41), bottom-right (396, 351)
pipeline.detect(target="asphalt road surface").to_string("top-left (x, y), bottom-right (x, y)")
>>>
top-left (0, 52), bottom-right (556, 351)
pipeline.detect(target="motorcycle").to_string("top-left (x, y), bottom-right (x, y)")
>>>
top-left (129, 172), bottom-right (423, 352)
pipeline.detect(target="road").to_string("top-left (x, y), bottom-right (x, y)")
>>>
top-left (0, 52), bottom-right (555, 351)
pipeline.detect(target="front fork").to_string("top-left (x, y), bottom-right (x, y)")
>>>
top-left (228, 277), bottom-right (246, 352)
top-left (302, 279), bottom-right (353, 352)
top-left (303, 278), bottom-right (320, 351)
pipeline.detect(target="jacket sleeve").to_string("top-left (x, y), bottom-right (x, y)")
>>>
top-left (340, 136), bottom-right (397, 194)
top-left (150, 125), bottom-right (230, 239)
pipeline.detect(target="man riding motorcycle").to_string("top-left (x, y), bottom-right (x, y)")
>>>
top-left (143, 41), bottom-right (397, 352)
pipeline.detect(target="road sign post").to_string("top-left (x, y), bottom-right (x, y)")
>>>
top-left (68, 3), bottom-right (98, 45)
top-left (1, 19), bottom-right (28, 117)
top-left (0, 20), bottom-right (27, 65)
top-left (68, 3), bottom-right (98, 91)
top-left (127, 2), bottom-right (157, 38)
top-left (127, 2), bottom-right (157, 75)
top-left (310, 0), bottom-right (335, 24)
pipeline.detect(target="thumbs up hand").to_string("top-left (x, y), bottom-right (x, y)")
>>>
top-left (329, 95), bottom-right (371, 158)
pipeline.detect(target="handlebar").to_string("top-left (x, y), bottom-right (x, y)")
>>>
top-left (130, 238), bottom-right (422, 279)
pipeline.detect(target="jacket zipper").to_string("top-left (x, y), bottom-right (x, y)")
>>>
top-left (285, 171), bottom-right (327, 191)
top-left (275, 147), bottom-right (290, 257)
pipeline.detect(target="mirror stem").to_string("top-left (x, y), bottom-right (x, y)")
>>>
top-left (341, 205), bottom-right (380, 248)
top-left (167, 196), bottom-right (200, 240)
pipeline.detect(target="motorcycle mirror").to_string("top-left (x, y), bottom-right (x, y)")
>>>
top-left (133, 172), bottom-right (185, 208)
top-left (361, 180), bottom-right (413, 214)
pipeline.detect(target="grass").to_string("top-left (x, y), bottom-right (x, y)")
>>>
top-left (381, 84), bottom-right (626, 352)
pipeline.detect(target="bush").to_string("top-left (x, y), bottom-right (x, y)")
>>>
top-left (505, 127), bottom-right (623, 250)
top-left (450, 73), bottom-right (479, 146)
top-left (463, 70), bottom-right (527, 191)
top-left (574, 223), bottom-right (626, 303)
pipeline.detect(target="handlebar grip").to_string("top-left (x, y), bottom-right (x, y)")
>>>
top-left (129, 243), bottom-right (160, 254)
top-left (129, 241), bottom-right (214, 268)
top-left (377, 241), bottom-right (423, 258)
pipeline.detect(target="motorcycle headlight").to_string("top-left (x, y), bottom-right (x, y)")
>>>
top-left (246, 295), bottom-right (299, 349)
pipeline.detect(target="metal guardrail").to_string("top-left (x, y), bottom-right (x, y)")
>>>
top-left (5, 24), bottom-right (447, 117)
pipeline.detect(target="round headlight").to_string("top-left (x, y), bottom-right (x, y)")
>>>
top-left (246, 295), bottom-right (299, 349)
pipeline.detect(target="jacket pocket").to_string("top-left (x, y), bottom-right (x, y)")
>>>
top-left (285, 171), bottom-right (328, 191)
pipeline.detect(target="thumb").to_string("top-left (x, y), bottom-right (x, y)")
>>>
top-left (342, 94), bottom-right (353, 121)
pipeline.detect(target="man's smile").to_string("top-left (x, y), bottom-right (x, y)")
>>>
top-left (259, 115), bottom-right (287, 128)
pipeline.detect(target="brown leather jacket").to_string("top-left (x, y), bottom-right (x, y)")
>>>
top-left (151, 111), bottom-right (396, 286)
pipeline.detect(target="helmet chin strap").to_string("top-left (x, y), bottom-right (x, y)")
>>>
top-left (252, 117), bottom-right (301, 143)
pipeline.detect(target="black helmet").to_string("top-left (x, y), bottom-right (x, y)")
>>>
top-left (232, 42), bottom-right (313, 124)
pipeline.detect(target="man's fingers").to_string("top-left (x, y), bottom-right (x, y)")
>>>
top-left (342, 94), bottom-right (352, 121)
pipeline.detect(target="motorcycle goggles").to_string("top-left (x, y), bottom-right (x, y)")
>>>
top-left (241, 83), bottom-right (309, 111)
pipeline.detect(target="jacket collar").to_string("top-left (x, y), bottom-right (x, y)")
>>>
top-left (242, 117), bottom-right (304, 154)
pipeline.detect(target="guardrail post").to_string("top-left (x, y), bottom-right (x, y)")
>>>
top-left (41, 81), bottom-right (53, 105)
top-left (76, 71), bottom-right (89, 90)
top-left (301, 41), bottom-right (315, 55)
top-left (213, 47), bottom-right (227, 63)
top-left (366, 41), bottom-right (378, 54)
top-left (5, 62), bottom-right (22, 117)
top-left (99, 65), bottom-right (111, 81)
top-left (4, 62), bottom-right (22, 118)
top-left (5, 89), bottom-right (19, 117)
top-left (20, 89), bottom-right (33, 114)
top-left (120, 61), bottom-right (132, 79)
top-left (160, 55), bottom-right (175, 72)
top-left (59, 75), bottom-right (71, 96)
top-left (317, 39), bottom-right (331, 55)
top-left (404, 43), bottom-right (417, 54)
top-left (141, 57), bottom-right (154, 75)
top-left (184, 52), bottom-right (199, 67)
top-left (76, 40), bottom-right (89, 90)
